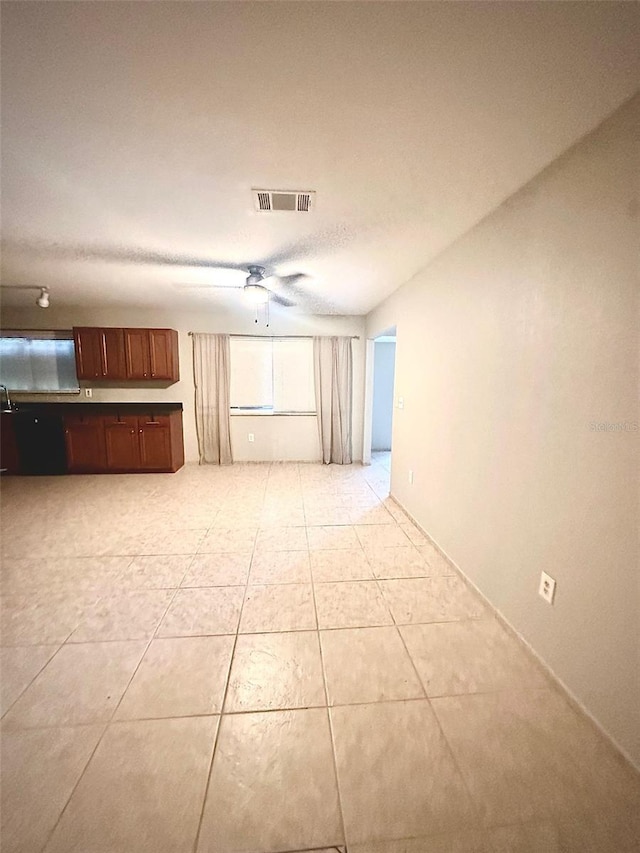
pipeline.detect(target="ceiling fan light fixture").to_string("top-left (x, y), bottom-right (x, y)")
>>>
top-left (246, 265), bottom-right (266, 286)
top-left (36, 287), bottom-right (50, 308)
top-left (243, 283), bottom-right (269, 305)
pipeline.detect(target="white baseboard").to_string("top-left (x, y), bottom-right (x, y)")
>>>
top-left (389, 492), bottom-right (640, 775)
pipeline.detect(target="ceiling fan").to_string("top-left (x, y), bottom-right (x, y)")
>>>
top-left (175, 264), bottom-right (299, 308)
top-left (3, 240), bottom-right (336, 313)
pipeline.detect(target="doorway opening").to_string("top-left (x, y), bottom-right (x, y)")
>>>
top-left (368, 328), bottom-right (396, 487)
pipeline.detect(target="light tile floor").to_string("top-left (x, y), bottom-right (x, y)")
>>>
top-left (1, 458), bottom-right (639, 853)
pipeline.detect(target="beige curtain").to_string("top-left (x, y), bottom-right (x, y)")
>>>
top-left (192, 333), bottom-right (233, 465)
top-left (313, 336), bottom-right (353, 464)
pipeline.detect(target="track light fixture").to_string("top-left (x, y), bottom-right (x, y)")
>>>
top-left (0, 284), bottom-right (51, 308)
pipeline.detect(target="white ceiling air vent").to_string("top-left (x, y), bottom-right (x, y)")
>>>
top-left (252, 189), bottom-right (316, 212)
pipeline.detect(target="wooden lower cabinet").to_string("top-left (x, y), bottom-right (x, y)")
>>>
top-left (65, 414), bottom-right (107, 472)
top-left (138, 415), bottom-right (172, 470)
top-left (104, 416), bottom-right (140, 470)
top-left (64, 409), bottom-right (184, 473)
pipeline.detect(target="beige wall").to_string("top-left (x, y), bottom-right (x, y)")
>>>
top-left (367, 95), bottom-right (640, 766)
top-left (1, 305), bottom-right (365, 464)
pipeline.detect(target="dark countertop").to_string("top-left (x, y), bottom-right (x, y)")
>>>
top-left (5, 402), bottom-right (183, 415)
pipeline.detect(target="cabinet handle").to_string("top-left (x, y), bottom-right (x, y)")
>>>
top-left (130, 430), bottom-right (135, 434)
top-left (150, 336), bottom-right (157, 376)
top-left (143, 372), bottom-right (147, 377)
top-left (139, 429), bottom-right (143, 433)
top-left (101, 335), bottom-right (108, 375)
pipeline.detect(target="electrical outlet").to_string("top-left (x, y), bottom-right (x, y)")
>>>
top-left (397, 397), bottom-right (404, 410)
top-left (84, 388), bottom-right (93, 398)
top-left (248, 433), bottom-right (255, 443)
top-left (538, 571), bottom-right (556, 605)
top-left (408, 469), bottom-right (414, 484)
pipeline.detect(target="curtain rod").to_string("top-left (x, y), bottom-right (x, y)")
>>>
top-left (188, 332), bottom-right (360, 340)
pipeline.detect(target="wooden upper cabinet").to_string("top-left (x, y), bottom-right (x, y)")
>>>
top-left (148, 329), bottom-right (177, 380)
top-left (124, 329), bottom-right (151, 379)
top-left (101, 328), bottom-right (125, 379)
top-left (73, 327), bottom-right (179, 383)
top-left (74, 328), bottom-right (102, 380)
top-left (74, 328), bottom-right (125, 380)
top-left (124, 328), bottom-right (179, 381)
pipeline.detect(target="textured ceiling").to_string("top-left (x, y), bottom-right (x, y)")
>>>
top-left (1, 1), bottom-right (639, 316)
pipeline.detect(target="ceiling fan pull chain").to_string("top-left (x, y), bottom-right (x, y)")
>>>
top-left (254, 306), bottom-right (258, 324)
top-left (266, 298), bottom-right (270, 328)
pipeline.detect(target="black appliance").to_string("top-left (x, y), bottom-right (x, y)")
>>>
top-left (13, 413), bottom-right (67, 475)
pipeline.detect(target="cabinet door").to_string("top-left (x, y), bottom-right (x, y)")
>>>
top-left (148, 329), bottom-right (177, 380)
top-left (138, 416), bottom-right (172, 469)
top-left (100, 328), bottom-right (126, 380)
top-left (64, 415), bottom-right (106, 472)
top-left (124, 329), bottom-right (150, 379)
top-left (73, 328), bottom-right (102, 380)
top-left (104, 416), bottom-right (140, 470)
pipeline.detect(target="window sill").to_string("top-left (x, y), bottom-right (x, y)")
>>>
top-left (230, 411), bottom-right (316, 417)
top-left (6, 389), bottom-right (81, 395)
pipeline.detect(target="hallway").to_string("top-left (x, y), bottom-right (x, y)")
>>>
top-left (1, 462), bottom-right (639, 853)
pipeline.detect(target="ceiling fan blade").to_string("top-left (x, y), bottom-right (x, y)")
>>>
top-left (173, 282), bottom-right (243, 290)
top-left (12, 241), bottom-right (248, 272)
top-left (270, 293), bottom-right (296, 307)
top-left (276, 275), bottom-right (337, 315)
top-left (276, 273), bottom-right (308, 287)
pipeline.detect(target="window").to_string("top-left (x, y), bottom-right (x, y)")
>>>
top-left (230, 337), bottom-right (316, 414)
top-left (0, 330), bottom-right (80, 393)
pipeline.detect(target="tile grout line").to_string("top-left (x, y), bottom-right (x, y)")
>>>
top-left (308, 527), bottom-right (350, 852)
top-left (369, 510), bottom-right (494, 833)
top-left (419, 696), bottom-right (488, 841)
top-left (388, 597), bottom-right (488, 835)
top-left (0, 641), bottom-right (66, 721)
top-left (370, 500), bottom-right (488, 840)
top-left (5, 684), bottom-right (560, 733)
top-left (0, 556), bottom-right (142, 712)
top-left (0, 463), bottom-right (506, 851)
top-left (35, 555), bottom-right (195, 853)
top-left (2, 688), bottom-right (560, 733)
top-left (191, 469), bottom-right (267, 853)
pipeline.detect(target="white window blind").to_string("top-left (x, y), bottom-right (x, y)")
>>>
top-left (273, 339), bottom-right (316, 413)
top-left (230, 338), bottom-right (273, 410)
top-left (0, 331), bottom-right (79, 393)
top-left (230, 337), bottom-right (316, 413)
